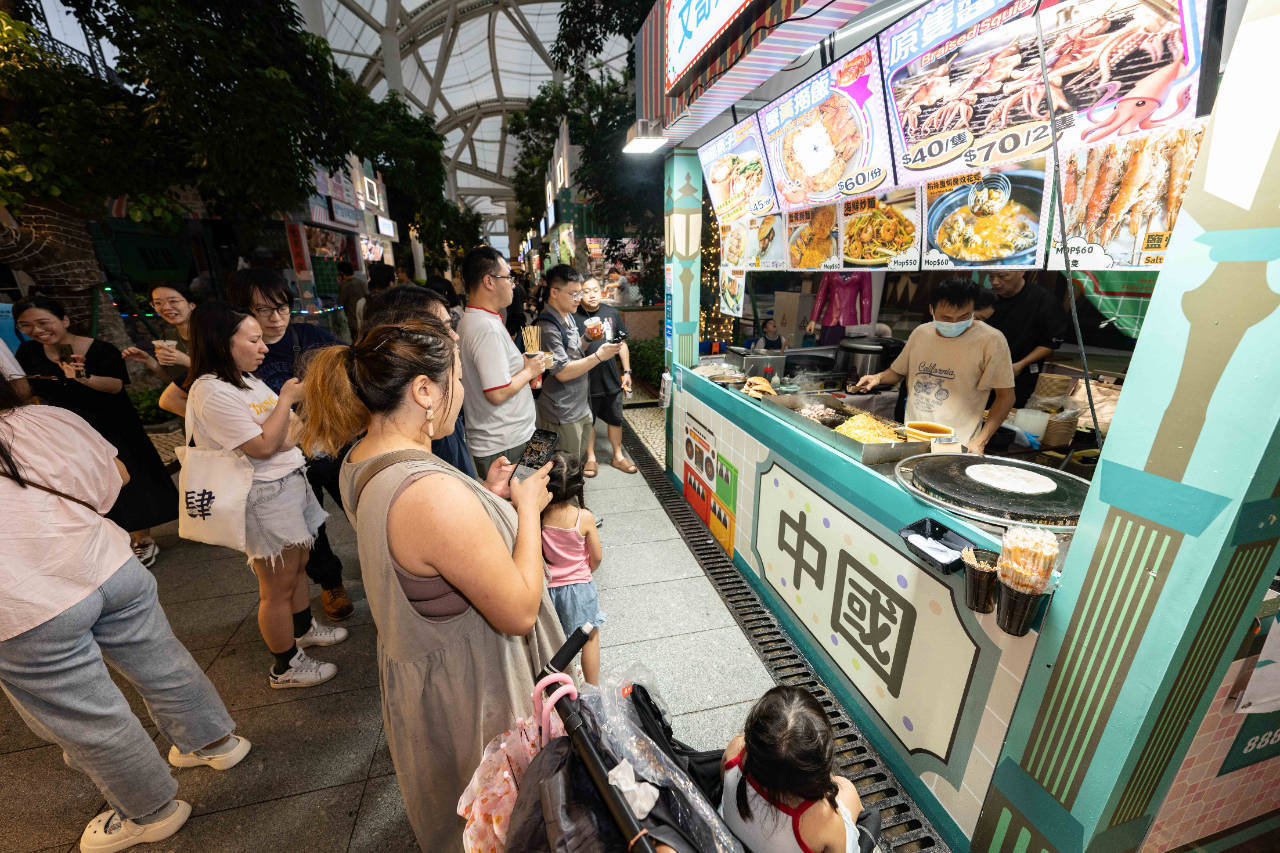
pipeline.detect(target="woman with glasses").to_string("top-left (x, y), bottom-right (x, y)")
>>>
top-left (122, 284), bottom-right (196, 398)
top-left (13, 294), bottom-right (178, 567)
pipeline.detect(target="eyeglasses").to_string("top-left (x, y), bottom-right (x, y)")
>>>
top-left (488, 273), bottom-right (513, 281)
top-left (251, 305), bottom-right (291, 319)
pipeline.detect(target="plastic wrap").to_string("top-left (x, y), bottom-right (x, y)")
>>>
top-left (578, 664), bottom-right (745, 853)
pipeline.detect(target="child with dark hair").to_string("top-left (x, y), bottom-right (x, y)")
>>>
top-left (540, 450), bottom-right (604, 683)
top-left (721, 686), bottom-right (866, 853)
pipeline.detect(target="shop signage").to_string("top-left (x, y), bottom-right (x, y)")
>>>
top-left (759, 41), bottom-right (894, 211)
top-left (754, 462), bottom-right (977, 759)
top-left (285, 223), bottom-right (313, 282)
top-left (329, 199), bottom-right (361, 227)
top-left (376, 215), bottom-right (397, 239)
top-left (698, 117), bottom-right (777, 224)
top-left (664, 0), bottom-right (760, 92)
top-left (1218, 706), bottom-right (1280, 776)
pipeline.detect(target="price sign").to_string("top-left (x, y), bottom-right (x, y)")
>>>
top-left (838, 166), bottom-right (887, 196)
top-left (965, 122), bottom-right (1052, 167)
top-left (903, 131), bottom-right (973, 172)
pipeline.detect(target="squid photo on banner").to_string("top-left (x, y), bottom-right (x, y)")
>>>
top-left (760, 41), bottom-right (894, 210)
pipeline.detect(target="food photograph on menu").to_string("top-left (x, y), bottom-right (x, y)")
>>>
top-left (787, 205), bottom-right (841, 270)
top-left (697, 119), bottom-right (778, 225)
top-left (759, 41), bottom-right (894, 210)
top-left (841, 188), bottom-right (922, 270)
top-left (719, 267), bottom-right (746, 317)
top-left (749, 213), bottom-right (786, 268)
top-left (719, 221), bottom-right (750, 267)
top-left (1050, 120), bottom-right (1206, 269)
top-left (920, 157), bottom-right (1051, 269)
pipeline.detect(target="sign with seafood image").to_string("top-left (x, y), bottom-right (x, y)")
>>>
top-left (1048, 119), bottom-right (1206, 269)
top-left (840, 187), bottom-right (923, 270)
top-left (698, 118), bottom-right (778, 225)
top-left (786, 205), bottom-right (842, 270)
top-left (759, 41), bottom-right (894, 211)
top-left (919, 156), bottom-right (1054, 269)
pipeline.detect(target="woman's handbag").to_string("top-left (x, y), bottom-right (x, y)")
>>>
top-left (174, 432), bottom-right (255, 551)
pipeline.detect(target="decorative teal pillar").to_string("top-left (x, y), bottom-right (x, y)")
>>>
top-left (971, 1), bottom-right (1280, 850)
top-left (664, 149), bottom-right (702, 472)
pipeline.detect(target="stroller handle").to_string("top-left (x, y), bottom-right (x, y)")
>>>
top-left (543, 621), bottom-right (595, 677)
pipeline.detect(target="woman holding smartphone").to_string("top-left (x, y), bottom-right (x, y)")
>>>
top-left (122, 283), bottom-right (196, 399)
top-left (13, 294), bottom-right (177, 567)
top-left (299, 317), bottom-right (565, 852)
top-left (183, 302), bottom-right (345, 688)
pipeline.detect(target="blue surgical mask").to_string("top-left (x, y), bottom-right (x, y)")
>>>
top-left (934, 317), bottom-right (973, 338)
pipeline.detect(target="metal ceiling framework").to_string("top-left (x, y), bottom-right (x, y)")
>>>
top-left (299, 0), bottom-right (626, 255)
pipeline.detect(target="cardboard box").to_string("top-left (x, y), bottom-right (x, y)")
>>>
top-left (774, 291), bottom-right (815, 336)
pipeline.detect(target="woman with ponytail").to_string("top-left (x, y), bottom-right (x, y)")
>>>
top-left (720, 686), bottom-right (866, 853)
top-left (299, 317), bottom-right (565, 853)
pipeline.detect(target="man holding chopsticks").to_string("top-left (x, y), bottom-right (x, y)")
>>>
top-left (457, 246), bottom-right (549, 476)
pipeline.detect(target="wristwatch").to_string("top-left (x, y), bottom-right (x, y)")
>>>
top-left (622, 370), bottom-right (632, 375)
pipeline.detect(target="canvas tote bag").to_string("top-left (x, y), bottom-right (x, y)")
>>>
top-left (174, 390), bottom-right (255, 551)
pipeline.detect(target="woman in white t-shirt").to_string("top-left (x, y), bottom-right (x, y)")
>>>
top-left (184, 303), bottom-right (346, 689)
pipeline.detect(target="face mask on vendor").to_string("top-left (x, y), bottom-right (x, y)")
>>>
top-left (930, 302), bottom-right (974, 338)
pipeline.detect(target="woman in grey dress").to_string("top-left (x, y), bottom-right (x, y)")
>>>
top-left (299, 316), bottom-right (564, 852)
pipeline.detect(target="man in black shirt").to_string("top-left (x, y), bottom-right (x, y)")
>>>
top-left (986, 271), bottom-right (1067, 406)
top-left (575, 277), bottom-right (637, 476)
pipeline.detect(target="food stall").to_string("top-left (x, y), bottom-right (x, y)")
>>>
top-left (643, 0), bottom-right (1280, 849)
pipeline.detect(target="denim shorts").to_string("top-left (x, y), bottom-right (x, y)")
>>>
top-left (244, 467), bottom-right (327, 566)
top-left (547, 581), bottom-right (605, 636)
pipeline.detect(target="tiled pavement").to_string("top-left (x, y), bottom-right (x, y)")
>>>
top-left (0, 415), bottom-right (773, 853)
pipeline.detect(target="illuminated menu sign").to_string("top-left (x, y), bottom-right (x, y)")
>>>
top-left (696, 117), bottom-right (778, 225)
top-left (665, 0), bottom-right (761, 92)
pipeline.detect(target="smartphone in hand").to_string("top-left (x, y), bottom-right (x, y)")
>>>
top-left (508, 429), bottom-right (559, 485)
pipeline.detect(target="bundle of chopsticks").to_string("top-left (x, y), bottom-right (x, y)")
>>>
top-left (960, 548), bottom-right (996, 573)
top-left (522, 325), bottom-right (541, 353)
top-left (995, 526), bottom-right (1059, 595)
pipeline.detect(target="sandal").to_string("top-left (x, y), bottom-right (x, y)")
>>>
top-left (610, 458), bottom-right (638, 474)
top-left (583, 460), bottom-right (599, 478)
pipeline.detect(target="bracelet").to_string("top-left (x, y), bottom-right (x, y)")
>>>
top-left (623, 370), bottom-right (632, 375)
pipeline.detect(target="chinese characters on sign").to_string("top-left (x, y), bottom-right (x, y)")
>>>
top-left (697, 117), bottom-right (778, 225)
top-left (185, 489), bottom-right (215, 520)
top-left (665, 0), bottom-right (758, 92)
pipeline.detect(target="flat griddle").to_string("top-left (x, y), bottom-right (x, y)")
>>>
top-left (895, 454), bottom-right (1090, 530)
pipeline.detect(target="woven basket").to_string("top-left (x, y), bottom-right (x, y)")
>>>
top-left (1041, 410), bottom-right (1080, 448)
top-left (1033, 373), bottom-right (1075, 398)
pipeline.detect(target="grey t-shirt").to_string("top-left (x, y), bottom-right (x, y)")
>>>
top-left (534, 310), bottom-right (590, 424)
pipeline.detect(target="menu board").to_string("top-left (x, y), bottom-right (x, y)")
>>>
top-left (719, 267), bottom-right (746, 317)
top-left (759, 41), bottom-right (894, 211)
top-left (880, 0), bottom-right (1048, 183)
top-left (786, 205), bottom-right (841, 270)
top-left (919, 156), bottom-right (1053, 270)
top-left (1048, 120), bottom-right (1206, 269)
top-left (1036, 0), bottom-right (1205, 151)
top-left (698, 118), bottom-right (778, 225)
top-left (840, 188), bottom-right (923, 270)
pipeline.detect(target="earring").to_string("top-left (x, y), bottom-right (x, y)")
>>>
top-left (425, 407), bottom-right (435, 440)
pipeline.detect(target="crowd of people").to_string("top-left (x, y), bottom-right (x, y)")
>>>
top-left (0, 245), bottom-right (655, 853)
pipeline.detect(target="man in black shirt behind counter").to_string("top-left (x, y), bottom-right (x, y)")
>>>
top-left (986, 271), bottom-right (1067, 406)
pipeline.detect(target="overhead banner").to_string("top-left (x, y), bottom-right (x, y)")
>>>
top-left (1048, 121), bottom-right (1206, 269)
top-left (919, 155), bottom-right (1052, 270)
top-left (721, 214), bottom-right (786, 269)
top-left (840, 187), bottom-right (923, 270)
top-left (699, 118), bottom-right (779, 225)
top-left (760, 41), bottom-right (894, 211)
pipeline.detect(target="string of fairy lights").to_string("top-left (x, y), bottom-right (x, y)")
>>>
top-left (700, 192), bottom-right (737, 342)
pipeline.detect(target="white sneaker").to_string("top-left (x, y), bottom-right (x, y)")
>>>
top-left (269, 649), bottom-right (337, 689)
top-left (131, 541), bottom-right (158, 568)
top-left (168, 734), bottom-right (252, 770)
top-left (80, 800), bottom-right (191, 853)
top-left (296, 619), bottom-right (348, 649)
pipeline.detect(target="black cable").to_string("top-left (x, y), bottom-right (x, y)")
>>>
top-left (1030, 15), bottom-right (1105, 465)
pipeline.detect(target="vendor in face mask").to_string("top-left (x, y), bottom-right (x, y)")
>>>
top-left (855, 277), bottom-right (1015, 454)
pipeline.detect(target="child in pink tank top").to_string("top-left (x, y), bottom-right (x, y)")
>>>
top-left (540, 451), bottom-right (604, 683)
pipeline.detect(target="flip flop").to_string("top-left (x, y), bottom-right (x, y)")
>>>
top-left (584, 461), bottom-right (599, 478)
top-left (610, 458), bottom-right (638, 474)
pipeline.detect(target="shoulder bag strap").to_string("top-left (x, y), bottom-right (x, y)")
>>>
top-left (0, 471), bottom-right (99, 513)
top-left (350, 449), bottom-right (436, 514)
top-left (289, 326), bottom-right (301, 376)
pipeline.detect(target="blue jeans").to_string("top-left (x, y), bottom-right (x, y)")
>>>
top-left (0, 557), bottom-right (235, 819)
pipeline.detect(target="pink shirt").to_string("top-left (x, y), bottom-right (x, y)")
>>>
top-left (541, 508), bottom-right (592, 587)
top-left (0, 406), bottom-right (133, 640)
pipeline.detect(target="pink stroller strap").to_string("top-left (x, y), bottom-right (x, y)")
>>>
top-left (532, 672), bottom-right (577, 747)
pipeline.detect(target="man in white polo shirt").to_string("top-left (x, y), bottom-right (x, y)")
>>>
top-left (456, 246), bottom-right (547, 475)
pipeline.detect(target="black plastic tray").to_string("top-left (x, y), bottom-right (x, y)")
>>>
top-left (897, 518), bottom-right (976, 574)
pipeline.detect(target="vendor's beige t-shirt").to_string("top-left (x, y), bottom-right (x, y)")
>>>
top-left (890, 321), bottom-right (1014, 443)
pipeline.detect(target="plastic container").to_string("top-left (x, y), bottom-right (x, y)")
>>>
top-left (963, 549), bottom-right (1000, 613)
top-left (996, 582), bottom-right (1049, 636)
top-left (897, 518), bottom-right (975, 574)
top-left (1013, 408), bottom-right (1051, 440)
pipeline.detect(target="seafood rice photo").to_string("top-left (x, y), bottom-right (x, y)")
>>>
top-left (1055, 122), bottom-right (1205, 266)
top-left (778, 94), bottom-right (863, 200)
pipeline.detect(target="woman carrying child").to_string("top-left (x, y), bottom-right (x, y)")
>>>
top-left (540, 450), bottom-right (605, 684)
top-left (722, 686), bottom-right (868, 853)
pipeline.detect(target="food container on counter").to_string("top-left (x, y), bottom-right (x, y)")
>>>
top-left (762, 393), bottom-right (929, 465)
top-left (1013, 408), bottom-right (1051, 441)
top-left (904, 421), bottom-right (954, 442)
top-left (996, 582), bottom-right (1049, 636)
top-left (896, 518), bottom-right (975, 575)
top-left (962, 548), bottom-right (1000, 613)
top-left (932, 436), bottom-right (963, 454)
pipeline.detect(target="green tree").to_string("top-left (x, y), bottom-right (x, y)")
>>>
top-left (552, 0), bottom-right (651, 75)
